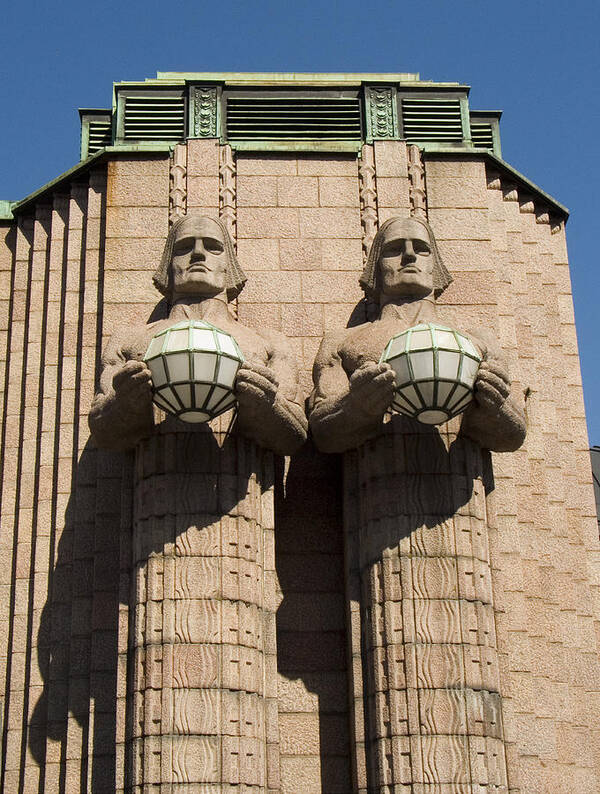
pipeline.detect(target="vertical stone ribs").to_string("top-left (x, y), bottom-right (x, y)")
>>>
top-left (219, 144), bottom-right (237, 244)
top-left (359, 144), bottom-right (378, 264)
top-left (169, 143), bottom-right (188, 224)
top-left (345, 422), bottom-right (509, 792)
top-left (130, 424), bottom-right (278, 792)
top-left (407, 144), bottom-right (427, 220)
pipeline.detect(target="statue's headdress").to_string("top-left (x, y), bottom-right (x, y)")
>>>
top-left (152, 215), bottom-right (247, 302)
top-left (359, 216), bottom-right (452, 299)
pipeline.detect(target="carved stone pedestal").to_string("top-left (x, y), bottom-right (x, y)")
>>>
top-left (344, 416), bottom-right (508, 793)
top-left (129, 418), bottom-right (279, 792)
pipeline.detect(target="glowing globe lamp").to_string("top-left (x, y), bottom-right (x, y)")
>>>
top-left (380, 322), bottom-right (482, 425)
top-left (143, 319), bottom-right (244, 423)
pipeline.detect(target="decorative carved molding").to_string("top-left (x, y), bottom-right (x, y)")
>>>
top-left (519, 195), bottom-right (536, 214)
top-left (169, 143), bottom-right (187, 224)
top-left (535, 209), bottom-right (550, 225)
top-left (358, 144), bottom-right (378, 264)
top-left (486, 170), bottom-right (502, 190)
top-left (502, 184), bottom-right (519, 202)
top-left (365, 85), bottom-right (398, 140)
top-left (191, 86), bottom-right (218, 138)
top-left (407, 144), bottom-right (427, 219)
top-left (219, 144), bottom-right (236, 244)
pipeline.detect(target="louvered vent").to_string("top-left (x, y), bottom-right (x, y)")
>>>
top-left (401, 98), bottom-right (463, 142)
top-left (470, 122), bottom-right (494, 149)
top-left (226, 95), bottom-right (362, 140)
top-left (123, 94), bottom-right (185, 141)
top-left (88, 120), bottom-right (112, 154)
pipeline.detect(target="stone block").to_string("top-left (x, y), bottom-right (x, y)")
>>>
top-left (277, 176), bottom-right (319, 207)
top-left (302, 271), bottom-right (362, 303)
top-left (241, 271), bottom-right (301, 304)
top-left (373, 140), bottom-right (409, 177)
top-left (237, 302), bottom-right (281, 332)
top-left (237, 176), bottom-right (277, 207)
top-left (237, 154), bottom-right (297, 176)
top-left (279, 712), bottom-right (320, 755)
top-left (375, 176), bottom-right (411, 209)
top-left (297, 155), bottom-right (357, 176)
top-left (107, 174), bottom-right (169, 208)
top-left (318, 176), bottom-right (359, 207)
top-left (280, 303), bottom-right (324, 337)
top-left (105, 206), bottom-right (168, 239)
top-left (427, 208), bottom-right (491, 241)
top-left (299, 208), bottom-right (361, 239)
top-left (107, 156), bottom-right (170, 179)
top-left (236, 238), bottom-right (280, 273)
top-left (279, 239), bottom-right (321, 270)
top-left (237, 208), bottom-right (299, 239)
top-left (186, 139), bottom-right (220, 176)
top-left (187, 176), bottom-right (219, 208)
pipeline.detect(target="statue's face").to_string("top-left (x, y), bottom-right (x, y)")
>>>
top-left (377, 218), bottom-right (435, 299)
top-left (170, 217), bottom-right (227, 298)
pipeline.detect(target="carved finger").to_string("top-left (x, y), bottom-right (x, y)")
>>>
top-left (476, 369), bottom-right (510, 400)
top-left (478, 359), bottom-right (511, 386)
top-left (113, 360), bottom-right (150, 388)
top-left (235, 370), bottom-right (278, 398)
top-left (474, 380), bottom-right (506, 410)
top-left (238, 362), bottom-right (278, 387)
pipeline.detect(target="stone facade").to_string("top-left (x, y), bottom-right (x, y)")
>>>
top-left (0, 133), bottom-right (598, 793)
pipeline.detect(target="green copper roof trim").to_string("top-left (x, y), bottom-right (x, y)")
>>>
top-left (0, 200), bottom-right (15, 221)
top-left (228, 139), bottom-right (363, 153)
top-left (11, 144), bottom-right (173, 215)
top-left (422, 149), bottom-right (569, 217)
top-left (8, 143), bottom-right (567, 221)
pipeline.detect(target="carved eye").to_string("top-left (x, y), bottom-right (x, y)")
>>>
top-left (173, 236), bottom-right (194, 254)
top-left (414, 241), bottom-right (431, 255)
top-left (203, 237), bottom-right (225, 254)
top-left (382, 241), bottom-right (403, 257)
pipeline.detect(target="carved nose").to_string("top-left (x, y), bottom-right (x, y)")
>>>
top-left (192, 241), bottom-right (206, 259)
top-left (402, 242), bottom-right (416, 264)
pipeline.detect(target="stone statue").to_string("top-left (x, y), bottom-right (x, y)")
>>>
top-left (89, 213), bottom-right (307, 455)
top-left (309, 215), bottom-right (526, 452)
top-left (89, 215), bottom-right (307, 791)
top-left (308, 216), bottom-right (526, 792)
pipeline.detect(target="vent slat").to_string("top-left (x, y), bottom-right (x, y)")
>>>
top-left (401, 97), bottom-right (464, 142)
top-left (471, 122), bottom-right (494, 149)
top-left (87, 120), bottom-right (112, 154)
top-left (123, 94), bottom-right (186, 141)
top-left (226, 94), bottom-right (361, 141)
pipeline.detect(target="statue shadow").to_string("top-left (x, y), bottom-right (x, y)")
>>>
top-left (28, 422), bottom-right (255, 793)
top-left (274, 417), bottom-right (494, 792)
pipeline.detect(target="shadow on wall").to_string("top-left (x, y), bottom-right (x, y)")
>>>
top-left (29, 442), bottom-right (131, 793)
top-left (29, 421), bottom-right (257, 793)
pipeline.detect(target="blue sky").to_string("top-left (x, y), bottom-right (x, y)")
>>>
top-left (1, 0), bottom-right (599, 442)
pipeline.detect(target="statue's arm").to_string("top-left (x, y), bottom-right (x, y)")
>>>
top-left (88, 334), bottom-right (155, 451)
top-left (234, 330), bottom-right (308, 456)
top-left (308, 332), bottom-right (396, 453)
top-left (460, 343), bottom-right (527, 452)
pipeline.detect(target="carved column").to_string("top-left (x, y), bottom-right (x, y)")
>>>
top-left (129, 418), bottom-right (279, 792)
top-left (407, 144), bottom-right (427, 220)
top-left (169, 143), bottom-right (187, 224)
top-left (344, 417), bottom-right (508, 793)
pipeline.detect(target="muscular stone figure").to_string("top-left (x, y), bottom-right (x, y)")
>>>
top-left (309, 215), bottom-right (526, 453)
top-left (308, 216), bottom-right (526, 792)
top-left (89, 213), bottom-right (307, 455)
top-left (89, 214), bottom-right (306, 791)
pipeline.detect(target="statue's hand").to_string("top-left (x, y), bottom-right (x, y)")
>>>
top-left (235, 362), bottom-right (278, 409)
top-left (112, 360), bottom-right (154, 414)
top-left (348, 361), bottom-right (396, 417)
top-left (473, 358), bottom-right (511, 413)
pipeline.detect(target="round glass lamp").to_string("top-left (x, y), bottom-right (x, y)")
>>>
top-left (380, 322), bottom-right (481, 425)
top-left (143, 319), bottom-right (244, 423)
